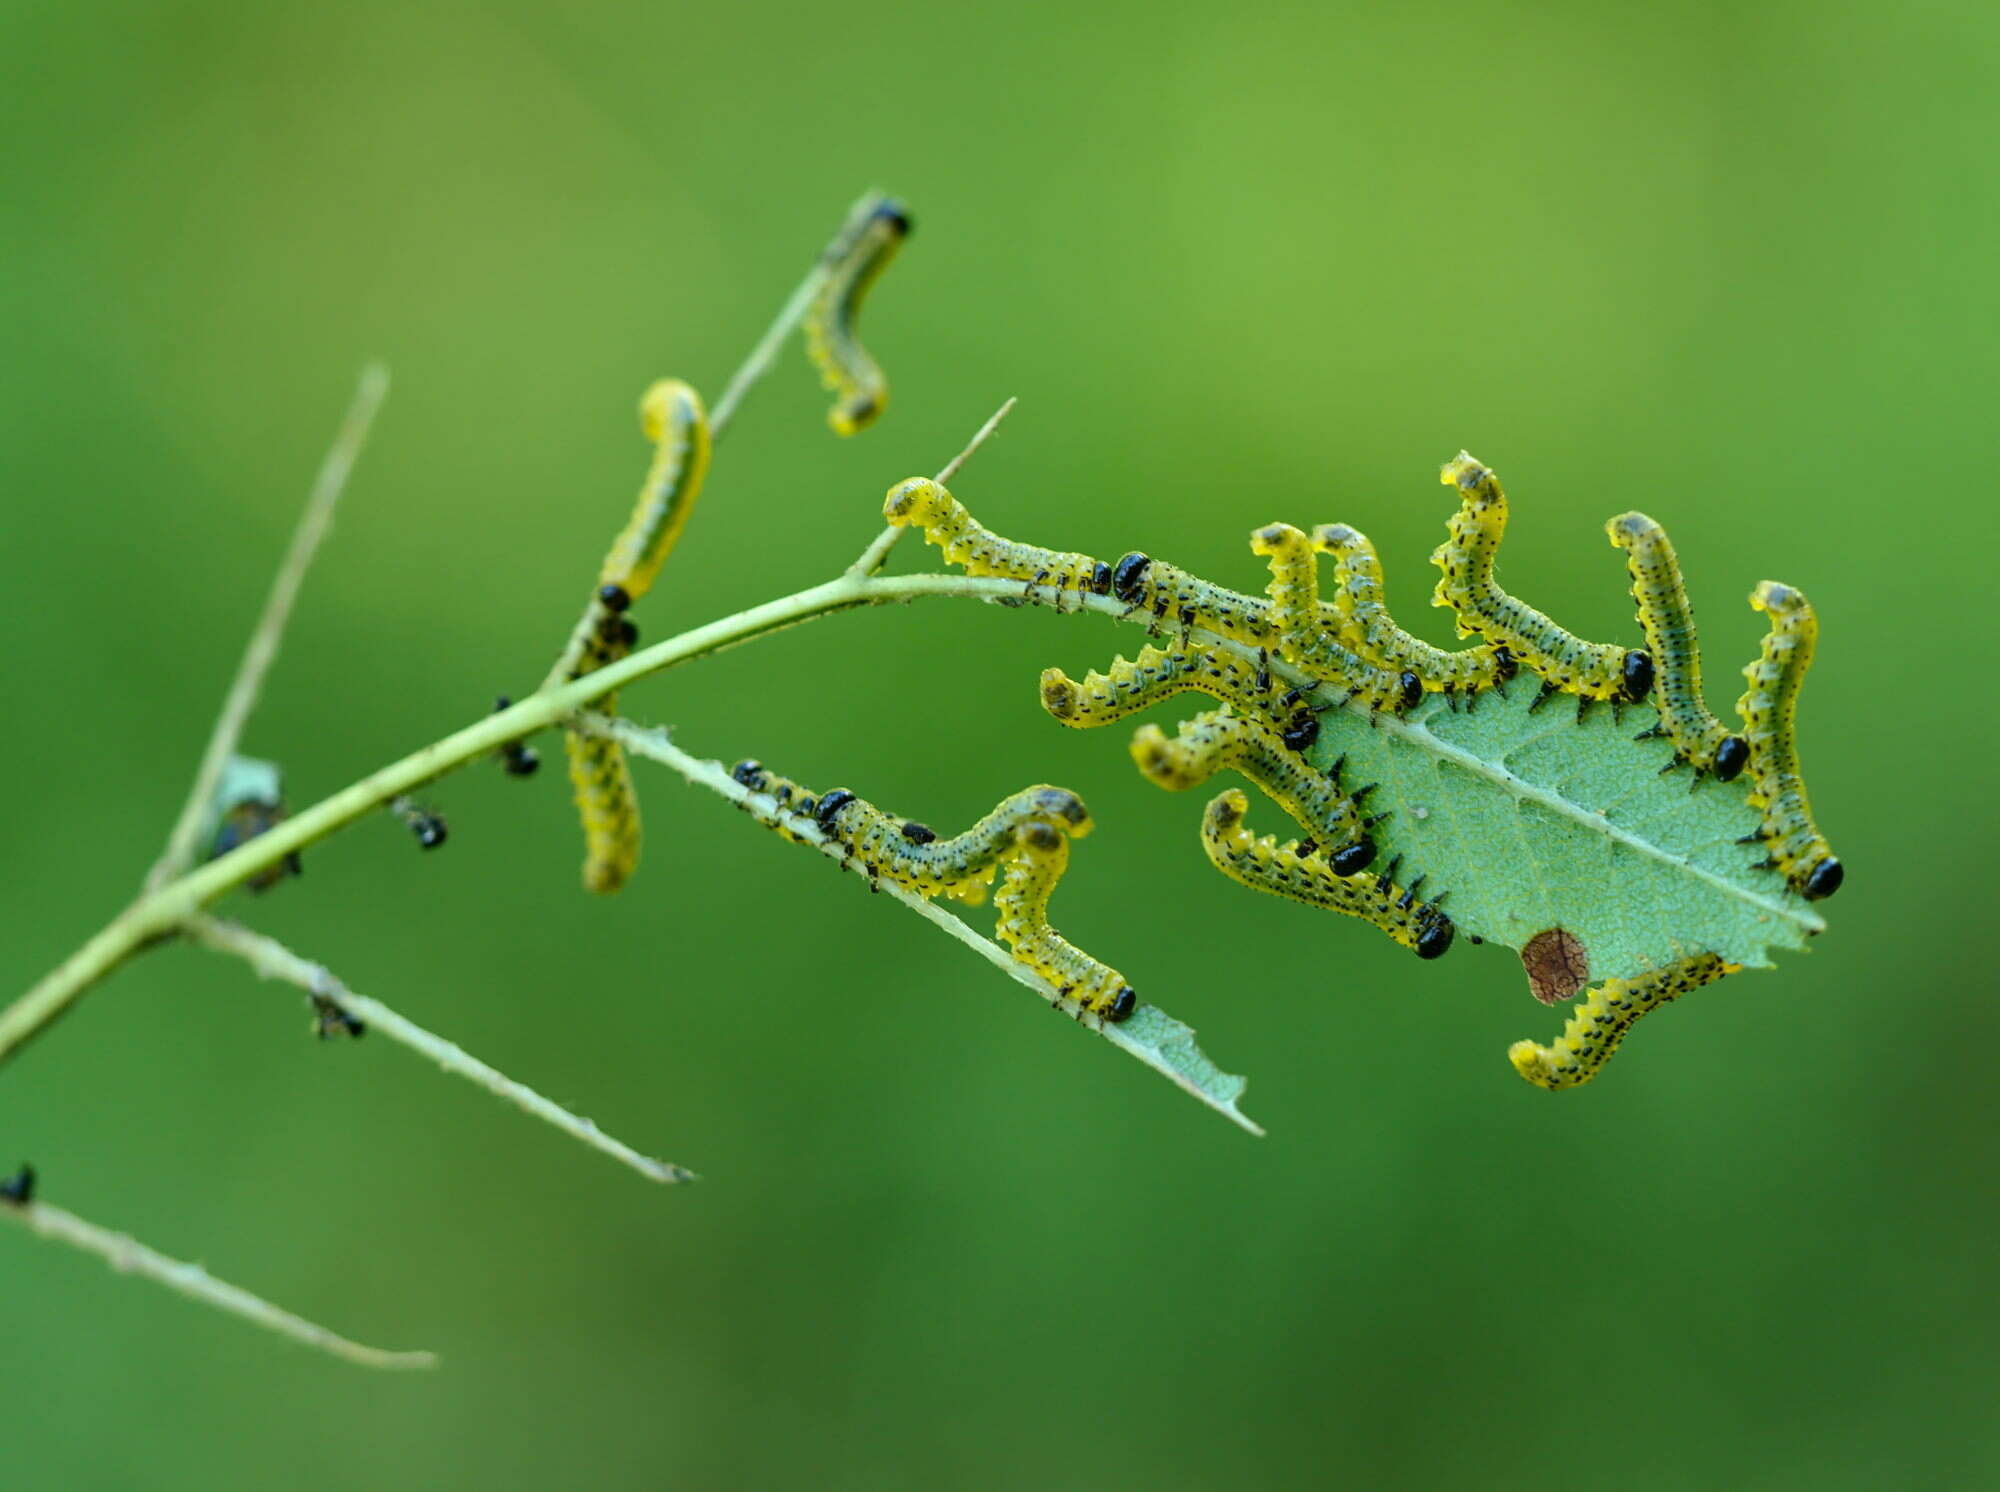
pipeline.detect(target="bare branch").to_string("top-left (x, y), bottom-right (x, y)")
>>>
top-left (147, 365), bottom-right (390, 890)
top-left (847, 396), bottom-right (1018, 577)
top-left (2, 1195), bottom-right (436, 1371)
top-left (574, 713), bottom-right (1262, 1136)
top-left (186, 916), bottom-right (694, 1185)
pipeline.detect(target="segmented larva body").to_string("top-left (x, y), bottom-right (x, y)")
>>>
top-left (1605, 513), bottom-right (1748, 780)
top-left (805, 200), bottom-right (911, 437)
top-left (1132, 709), bottom-right (1379, 874)
top-left (1108, 551), bottom-right (1276, 647)
top-left (993, 819), bottom-right (1138, 1020)
top-left (882, 478), bottom-right (1114, 598)
top-left (1736, 581), bottom-right (1843, 900)
top-left (1199, 790), bottom-right (1454, 958)
top-left (1508, 952), bottom-right (1735, 1090)
top-left (1250, 522), bottom-right (1426, 714)
top-left (1312, 523), bottom-right (1516, 697)
top-left (727, 762), bottom-right (1100, 913)
top-left (599, 380), bottom-right (713, 602)
top-left (1039, 641), bottom-right (1321, 752)
top-left (1432, 453), bottom-right (1654, 705)
top-left (565, 609), bottom-right (643, 893)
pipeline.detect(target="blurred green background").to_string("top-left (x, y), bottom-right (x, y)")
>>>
top-left (3, 0), bottom-right (1993, 1486)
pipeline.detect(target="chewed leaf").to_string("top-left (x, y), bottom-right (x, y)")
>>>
top-left (1098, 1004), bottom-right (1256, 1133)
top-left (1313, 685), bottom-right (1824, 980)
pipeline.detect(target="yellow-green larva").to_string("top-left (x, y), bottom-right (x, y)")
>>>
top-left (564, 608), bottom-right (643, 894)
top-left (883, 477), bottom-right (1115, 600)
top-left (993, 819), bottom-right (1138, 1020)
top-left (1199, 789), bottom-right (1454, 958)
top-left (599, 380), bottom-right (713, 603)
top-left (1433, 453), bottom-right (1654, 707)
top-left (805, 199), bottom-right (911, 437)
top-left (1508, 951), bottom-right (1735, 1090)
top-left (1311, 522), bottom-right (1516, 699)
top-left (1132, 708), bottom-right (1380, 874)
top-left (1736, 581), bottom-right (1843, 900)
top-left (1606, 512), bottom-right (1747, 780)
top-left (1250, 522), bottom-right (1426, 714)
top-left (1038, 640), bottom-right (1320, 750)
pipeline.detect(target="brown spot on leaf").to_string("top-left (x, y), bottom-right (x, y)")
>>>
top-left (1521, 927), bottom-right (1590, 1005)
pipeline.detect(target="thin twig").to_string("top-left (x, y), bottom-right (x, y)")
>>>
top-left (147, 365), bottom-right (391, 891)
top-left (2, 1197), bottom-right (436, 1370)
top-left (847, 396), bottom-right (1017, 577)
top-left (543, 193), bottom-right (890, 690)
top-left (186, 916), bottom-right (694, 1184)
top-left (573, 713), bottom-right (1262, 1135)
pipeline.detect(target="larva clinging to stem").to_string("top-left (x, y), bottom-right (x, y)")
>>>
top-left (1039, 641), bottom-right (1320, 752)
top-left (1311, 522), bottom-right (1516, 700)
top-left (993, 819), bottom-right (1139, 1022)
top-left (1432, 453), bottom-right (1654, 707)
top-left (883, 477), bottom-right (1114, 599)
top-left (1736, 581), bottom-right (1842, 901)
top-left (1250, 523), bottom-right (1425, 715)
top-left (805, 199), bottom-right (911, 437)
top-left (1508, 952), bottom-right (1736, 1090)
top-left (1605, 512), bottom-right (1748, 781)
top-left (599, 379), bottom-right (713, 603)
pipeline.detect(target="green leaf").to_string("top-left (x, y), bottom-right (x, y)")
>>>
top-left (1304, 684), bottom-right (1825, 980)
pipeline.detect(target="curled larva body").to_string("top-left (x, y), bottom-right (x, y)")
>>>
top-left (805, 199), bottom-right (910, 436)
top-left (1432, 453), bottom-right (1653, 704)
top-left (1199, 790), bottom-right (1454, 958)
top-left (565, 611), bottom-right (644, 893)
top-left (1605, 513), bottom-right (1747, 779)
top-left (1736, 581), bottom-right (1843, 900)
top-left (1249, 523), bottom-right (1424, 713)
top-left (1508, 952), bottom-right (1735, 1090)
top-left (1039, 641), bottom-right (1319, 749)
top-left (992, 820), bottom-right (1137, 1020)
top-left (599, 380), bottom-right (713, 603)
top-left (1132, 709), bottom-right (1377, 873)
top-left (883, 478), bottom-right (1114, 598)
top-left (1108, 551), bottom-right (1276, 647)
top-left (1312, 523), bottom-right (1515, 697)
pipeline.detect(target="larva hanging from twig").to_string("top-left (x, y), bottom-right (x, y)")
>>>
top-left (1198, 790), bottom-right (1454, 958)
top-left (1605, 512), bottom-right (1748, 781)
top-left (805, 199), bottom-right (912, 436)
top-left (599, 379), bottom-right (714, 602)
top-left (1735, 581), bottom-right (1843, 900)
top-left (1508, 951), bottom-right (1736, 1090)
top-left (1432, 453), bottom-right (1654, 710)
top-left (564, 605), bottom-right (643, 893)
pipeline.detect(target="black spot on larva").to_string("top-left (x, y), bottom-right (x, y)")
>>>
top-left (1492, 647), bottom-right (1519, 684)
top-left (900, 821), bottom-right (937, 844)
top-left (814, 789), bottom-right (856, 831)
top-left (1397, 671), bottom-right (1424, 712)
top-left (731, 759), bottom-right (766, 788)
top-left (1712, 735), bottom-right (1750, 782)
top-left (1620, 649), bottom-right (1655, 703)
top-left (873, 200), bottom-right (913, 238)
top-left (1111, 552), bottom-right (1152, 603)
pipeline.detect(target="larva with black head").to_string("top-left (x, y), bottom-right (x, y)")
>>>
top-left (598, 379), bottom-right (713, 603)
top-left (1039, 641), bottom-right (1315, 748)
top-left (993, 819), bottom-right (1138, 1021)
top-left (564, 608), bottom-right (642, 893)
top-left (883, 478), bottom-right (1114, 600)
top-left (1606, 512), bottom-right (1748, 780)
top-left (1736, 581), bottom-right (1842, 900)
top-left (1311, 523), bottom-right (1516, 699)
top-left (1249, 523), bottom-right (1425, 714)
top-left (1199, 790), bottom-right (1454, 958)
top-left (1432, 453), bottom-right (1654, 705)
top-left (805, 198), bottom-right (911, 437)
top-left (1108, 550), bottom-right (1276, 647)
top-left (1509, 951), bottom-right (1735, 1090)
top-left (1131, 708), bottom-right (1379, 874)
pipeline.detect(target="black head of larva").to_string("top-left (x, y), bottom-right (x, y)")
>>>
top-left (872, 200), bottom-right (913, 238)
top-left (730, 759), bottom-right (767, 790)
top-left (1619, 649), bottom-right (1655, 703)
top-left (900, 820), bottom-right (937, 844)
top-left (1106, 986), bottom-right (1138, 1023)
top-left (1800, 857), bottom-right (1845, 901)
top-left (1085, 561), bottom-right (1114, 596)
top-left (1329, 837), bottom-right (1376, 877)
top-left (1711, 735), bottom-right (1750, 782)
top-left (0, 1163), bottom-right (34, 1206)
top-left (1397, 671), bottom-right (1424, 712)
top-left (813, 789), bottom-right (857, 831)
top-left (1414, 912), bottom-right (1456, 960)
top-left (1111, 552), bottom-right (1152, 603)
top-left (598, 582), bottom-right (632, 613)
